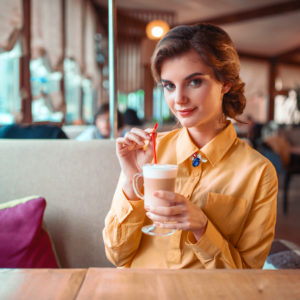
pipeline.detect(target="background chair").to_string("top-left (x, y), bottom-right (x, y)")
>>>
top-left (0, 124), bottom-right (68, 139)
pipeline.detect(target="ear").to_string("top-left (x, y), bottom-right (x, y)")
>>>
top-left (222, 82), bottom-right (232, 94)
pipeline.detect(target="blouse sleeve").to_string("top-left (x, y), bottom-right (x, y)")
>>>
top-left (102, 173), bottom-right (145, 267)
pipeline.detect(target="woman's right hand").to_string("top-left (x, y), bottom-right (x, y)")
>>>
top-left (116, 127), bottom-right (154, 199)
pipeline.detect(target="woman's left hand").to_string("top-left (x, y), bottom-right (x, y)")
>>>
top-left (145, 191), bottom-right (208, 241)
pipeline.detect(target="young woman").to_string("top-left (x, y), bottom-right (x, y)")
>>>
top-left (103, 24), bottom-right (278, 269)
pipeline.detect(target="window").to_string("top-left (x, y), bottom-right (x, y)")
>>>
top-left (64, 58), bottom-right (82, 124)
top-left (64, 59), bottom-right (95, 124)
top-left (0, 42), bottom-right (21, 124)
top-left (118, 89), bottom-right (144, 120)
top-left (30, 57), bottom-right (63, 122)
top-left (274, 90), bottom-right (300, 125)
top-left (82, 78), bottom-right (94, 124)
top-left (153, 86), bottom-right (171, 123)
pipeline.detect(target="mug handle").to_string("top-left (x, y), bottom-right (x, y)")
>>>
top-left (132, 173), bottom-right (144, 200)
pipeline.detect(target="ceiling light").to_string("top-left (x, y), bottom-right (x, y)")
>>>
top-left (146, 20), bottom-right (170, 40)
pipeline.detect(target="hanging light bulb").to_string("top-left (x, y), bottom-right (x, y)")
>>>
top-left (146, 20), bottom-right (170, 40)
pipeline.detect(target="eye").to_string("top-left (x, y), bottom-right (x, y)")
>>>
top-left (189, 78), bottom-right (202, 87)
top-left (162, 82), bottom-right (175, 91)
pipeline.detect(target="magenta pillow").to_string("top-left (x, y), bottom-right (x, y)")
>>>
top-left (0, 196), bottom-right (59, 268)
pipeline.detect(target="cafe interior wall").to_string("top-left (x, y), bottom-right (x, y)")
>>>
top-left (232, 59), bottom-right (300, 124)
top-left (239, 58), bottom-right (269, 123)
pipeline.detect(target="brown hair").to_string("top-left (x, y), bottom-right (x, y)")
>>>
top-left (151, 23), bottom-right (246, 119)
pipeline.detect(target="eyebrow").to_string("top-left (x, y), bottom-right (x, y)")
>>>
top-left (161, 72), bottom-right (206, 83)
top-left (185, 72), bottom-right (205, 80)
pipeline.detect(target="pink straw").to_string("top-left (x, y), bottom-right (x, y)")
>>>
top-left (152, 123), bottom-right (158, 164)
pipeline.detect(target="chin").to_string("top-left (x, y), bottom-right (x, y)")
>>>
top-left (177, 118), bottom-right (198, 128)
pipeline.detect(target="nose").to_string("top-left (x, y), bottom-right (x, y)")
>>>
top-left (174, 87), bottom-right (188, 104)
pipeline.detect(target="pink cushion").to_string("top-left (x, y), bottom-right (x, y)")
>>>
top-left (0, 197), bottom-right (59, 268)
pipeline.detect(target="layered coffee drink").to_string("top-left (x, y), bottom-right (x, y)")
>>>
top-left (132, 163), bottom-right (178, 235)
top-left (143, 164), bottom-right (178, 207)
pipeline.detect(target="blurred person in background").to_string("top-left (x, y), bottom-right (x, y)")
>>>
top-left (76, 103), bottom-right (124, 140)
top-left (122, 108), bottom-right (144, 136)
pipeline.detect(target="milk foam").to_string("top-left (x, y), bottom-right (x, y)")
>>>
top-left (143, 164), bottom-right (178, 179)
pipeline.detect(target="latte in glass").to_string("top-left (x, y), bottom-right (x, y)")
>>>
top-left (142, 164), bottom-right (178, 207)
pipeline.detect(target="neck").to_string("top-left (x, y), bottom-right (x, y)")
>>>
top-left (187, 120), bottom-right (228, 149)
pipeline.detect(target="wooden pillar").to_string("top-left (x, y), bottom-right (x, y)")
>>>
top-left (144, 64), bottom-right (154, 121)
top-left (20, 0), bottom-right (32, 124)
top-left (98, 65), bottom-right (104, 105)
top-left (268, 58), bottom-right (278, 121)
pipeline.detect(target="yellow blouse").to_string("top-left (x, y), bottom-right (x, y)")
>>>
top-left (103, 122), bottom-right (278, 269)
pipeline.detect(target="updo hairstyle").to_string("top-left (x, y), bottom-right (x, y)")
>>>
top-left (151, 23), bottom-right (246, 119)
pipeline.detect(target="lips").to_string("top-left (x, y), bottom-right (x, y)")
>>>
top-left (176, 108), bottom-right (196, 117)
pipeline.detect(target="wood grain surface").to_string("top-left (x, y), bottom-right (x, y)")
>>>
top-left (0, 268), bottom-right (87, 300)
top-left (1, 268), bottom-right (299, 300)
top-left (77, 268), bottom-right (300, 300)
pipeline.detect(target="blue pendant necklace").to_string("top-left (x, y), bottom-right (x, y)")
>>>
top-left (191, 152), bottom-right (207, 167)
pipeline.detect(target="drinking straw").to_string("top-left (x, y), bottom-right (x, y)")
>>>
top-left (152, 123), bottom-right (158, 164)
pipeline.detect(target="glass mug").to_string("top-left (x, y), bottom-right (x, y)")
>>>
top-left (132, 164), bottom-right (178, 236)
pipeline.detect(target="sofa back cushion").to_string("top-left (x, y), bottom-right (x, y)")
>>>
top-left (0, 139), bottom-right (120, 268)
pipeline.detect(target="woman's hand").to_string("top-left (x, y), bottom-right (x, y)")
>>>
top-left (145, 191), bottom-right (208, 241)
top-left (116, 127), bottom-right (154, 199)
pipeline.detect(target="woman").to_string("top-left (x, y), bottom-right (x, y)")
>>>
top-left (103, 24), bottom-right (277, 269)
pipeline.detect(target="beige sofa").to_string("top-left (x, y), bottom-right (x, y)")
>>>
top-left (0, 139), bottom-right (120, 268)
top-left (2, 138), bottom-right (299, 270)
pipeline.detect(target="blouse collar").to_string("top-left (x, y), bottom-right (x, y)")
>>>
top-left (176, 121), bottom-right (237, 167)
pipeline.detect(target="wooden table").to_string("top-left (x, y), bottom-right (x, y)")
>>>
top-left (1, 268), bottom-right (300, 300)
top-left (0, 268), bottom-right (87, 300)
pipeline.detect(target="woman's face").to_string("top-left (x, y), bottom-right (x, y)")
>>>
top-left (160, 50), bottom-right (229, 132)
top-left (95, 111), bottom-right (110, 138)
